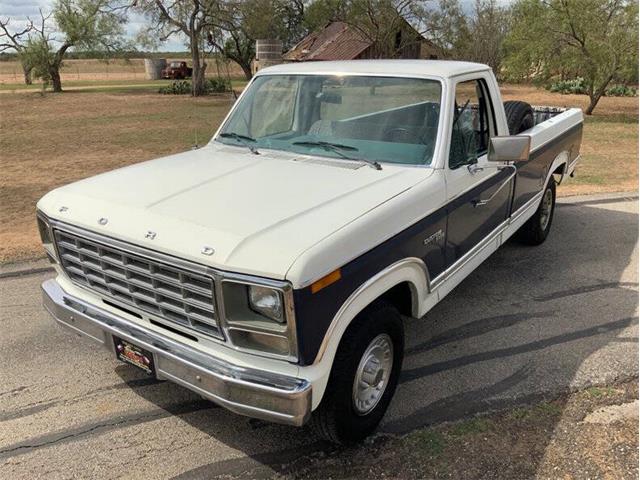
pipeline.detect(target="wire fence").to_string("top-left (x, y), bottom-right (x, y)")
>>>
top-left (0, 58), bottom-right (245, 85)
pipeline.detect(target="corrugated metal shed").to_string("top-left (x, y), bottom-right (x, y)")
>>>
top-left (283, 22), bottom-right (371, 62)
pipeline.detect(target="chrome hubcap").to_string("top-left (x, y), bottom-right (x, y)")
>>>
top-left (540, 188), bottom-right (553, 230)
top-left (352, 334), bottom-right (393, 415)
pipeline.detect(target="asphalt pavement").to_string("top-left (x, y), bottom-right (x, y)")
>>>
top-left (1, 193), bottom-right (637, 479)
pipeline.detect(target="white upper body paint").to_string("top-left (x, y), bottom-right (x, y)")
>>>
top-left (37, 60), bottom-right (582, 290)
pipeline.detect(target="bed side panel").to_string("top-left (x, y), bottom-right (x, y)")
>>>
top-left (512, 121), bottom-right (583, 212)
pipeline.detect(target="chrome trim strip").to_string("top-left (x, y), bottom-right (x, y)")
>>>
top-left (431, 189), bottom-right (542, 290)
top-left (36, 211), bottom-right (59, 263)
top-left (44, 215), bottom-right (299, 363)
top-left (42, 278), bottom-right (312, 426)
top-left (509, 191), bottom-right (544, 224)
top-left (430, 220), bottom-right (506, 290)
top-left (567, 154), bottom-right (581, 174)
top-left (472, 166), bottom-right (517, 207)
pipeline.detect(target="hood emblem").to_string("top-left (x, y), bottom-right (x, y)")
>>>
top-left (59, 206), bottom-right (68, 213)
top-left (201, 246), bottom-right (215, 256)
top-left (145, 231), bottom-right (157, 240)
top-left (98, 217), bottom-right (108, 225)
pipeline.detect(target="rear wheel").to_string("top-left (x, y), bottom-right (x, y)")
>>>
top-left (311, 301), bottom-right (404, 444)
top-left (516, 179), bottom-right (556, 245)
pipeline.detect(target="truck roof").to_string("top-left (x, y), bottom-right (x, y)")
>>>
top-left (256, 59), bottom-right (491, 79)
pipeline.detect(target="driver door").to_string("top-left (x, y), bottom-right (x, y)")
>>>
top-left (444, 78), bottom-right (513, 268)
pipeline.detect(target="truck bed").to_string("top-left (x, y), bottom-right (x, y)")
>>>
top-left (524, 105), bottom-right (583, 153)
top-left (532, 105), bottom-right (573, 124)
top-left (510, 105), bottom-right (583, 213)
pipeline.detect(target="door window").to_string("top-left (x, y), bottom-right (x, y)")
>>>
top-left (449, 79), bottom-right (495, 169)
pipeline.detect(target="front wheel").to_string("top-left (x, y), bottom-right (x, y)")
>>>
top-left (311, 301), bottom-right (404, 444)
top-left (516, 179), bottom-right (556, 245)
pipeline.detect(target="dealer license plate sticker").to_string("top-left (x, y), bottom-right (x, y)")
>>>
top-left (113, 336), bottom-right (155, 375)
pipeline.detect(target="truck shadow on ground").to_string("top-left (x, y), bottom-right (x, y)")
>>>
top-left (118, 199), bottom-right (638, 479)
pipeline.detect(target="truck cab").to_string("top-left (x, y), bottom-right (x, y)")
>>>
top-left (162, 61), bottom-right (192, 79)
top-left (38, 60), bottom-right (582, 443)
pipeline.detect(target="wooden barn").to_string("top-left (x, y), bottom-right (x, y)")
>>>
top-left (283, 21), bottom-right (439, 62)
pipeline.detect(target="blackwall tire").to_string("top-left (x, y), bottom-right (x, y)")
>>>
top-left (504, 100), bottom-right (534, 135)
top-left (310, 301), bottom-right (404, 444)
top-left (516, 179), bottom-right (556, 245)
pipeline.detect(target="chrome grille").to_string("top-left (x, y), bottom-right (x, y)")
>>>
top-left (53, 229), bottom-right (222, 339)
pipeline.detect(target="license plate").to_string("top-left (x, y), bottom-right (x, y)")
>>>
top-left (113, 336), bottom-right (155, 375)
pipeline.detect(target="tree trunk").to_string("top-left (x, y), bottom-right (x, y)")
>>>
top-left (585, 77), bottom-right (613, 115)
top-left (50, 67), bottom-right (62, 92)
top-left (239, 61), bottom-right (252, 80)
top-left (585, 94), bottom-right (601, 115)
top-left (50, 45), bottom-right (69, 93)
top-left (21, 62), bottom-right (32, 85)
top-left (191, 43), bottom-right (206, 97)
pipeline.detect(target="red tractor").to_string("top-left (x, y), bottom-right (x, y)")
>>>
top-left (161, 61), bottom-right (193, 80)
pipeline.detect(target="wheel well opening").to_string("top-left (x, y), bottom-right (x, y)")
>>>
top-left (552, 163), bottom-right (566, 184)
top-left (380, 282), bottom-right (413, 317)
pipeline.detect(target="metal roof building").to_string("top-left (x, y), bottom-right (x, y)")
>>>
top-left (283, 21), bottom-right (439, 62)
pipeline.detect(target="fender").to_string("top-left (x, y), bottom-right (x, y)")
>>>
top-left (300, 257), bottom-right (431, 409)
top-left (545, 151), bottom-right (569, 186)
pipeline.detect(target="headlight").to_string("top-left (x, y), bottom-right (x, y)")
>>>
top-left (248, 286), bottom-right (284, 322)
top-left (37, 215), bottom-right (51, 243)
top-left (37, 213), bottom-right (57, 263)
top-left (221, 280), bottom-right (296, 361)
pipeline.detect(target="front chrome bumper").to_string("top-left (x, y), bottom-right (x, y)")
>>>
top-left (41, 279), bottom-right (312, 426)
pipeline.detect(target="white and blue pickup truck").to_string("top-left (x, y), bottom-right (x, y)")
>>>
top-left (38, 60), bottom-right (583, 443)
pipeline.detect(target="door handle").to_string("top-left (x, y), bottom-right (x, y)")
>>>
top-left (467, 163), bottom-right (484, 175)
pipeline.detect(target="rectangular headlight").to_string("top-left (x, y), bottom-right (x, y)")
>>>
top-left (248, 285), bottom-right (284, 322)
top-left (221, 280), bottom-right (296, 361)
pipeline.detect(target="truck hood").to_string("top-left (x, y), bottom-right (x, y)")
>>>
top-left (38, 144), bottom-right (433, 282)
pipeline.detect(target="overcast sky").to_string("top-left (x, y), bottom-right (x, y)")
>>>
top-left (0, 0), bottom-right (187, 51)
top-left (1, 0), bottom-right (511, 52)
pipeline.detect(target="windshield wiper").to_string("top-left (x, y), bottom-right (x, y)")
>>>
top-left (292, 140), bottom-right (382, 170)
top-left (218, 132), bottom-right (260, 155)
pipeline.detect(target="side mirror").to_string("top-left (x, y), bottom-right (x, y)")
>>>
top-left (488, 136), bottom-right (531, 163)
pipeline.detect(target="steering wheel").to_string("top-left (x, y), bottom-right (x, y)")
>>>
top-left (383, 127), bottom-right (423, 143)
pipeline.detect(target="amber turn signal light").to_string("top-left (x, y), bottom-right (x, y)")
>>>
top-left (311, 268), bottom-right (342, 294)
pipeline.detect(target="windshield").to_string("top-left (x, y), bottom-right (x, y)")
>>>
top-left (170, 62), bottom-right (181, 68)
top-left (217, 75), bottom-right (442, 166)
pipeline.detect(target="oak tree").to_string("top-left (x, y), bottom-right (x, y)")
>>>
top-left (0, 18), bottom-right (34, 84)
top-left (23, 0), bottom-right (127, 92)
top-left (504, 0), bottom-right (638, 114)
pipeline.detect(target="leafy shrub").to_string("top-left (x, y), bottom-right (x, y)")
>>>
top-left (605, 84), bottom-right (638, 97)
top-left (158, 80), bottom-right (191, 95)
top-left (205, 77), bottom-right (231, 93)
top-left (158, 78), bottom-right (231, 95)
top-left (547, 78), bottom-right (638, 97)
top-left (547, 77), bottom-right (588, 95)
